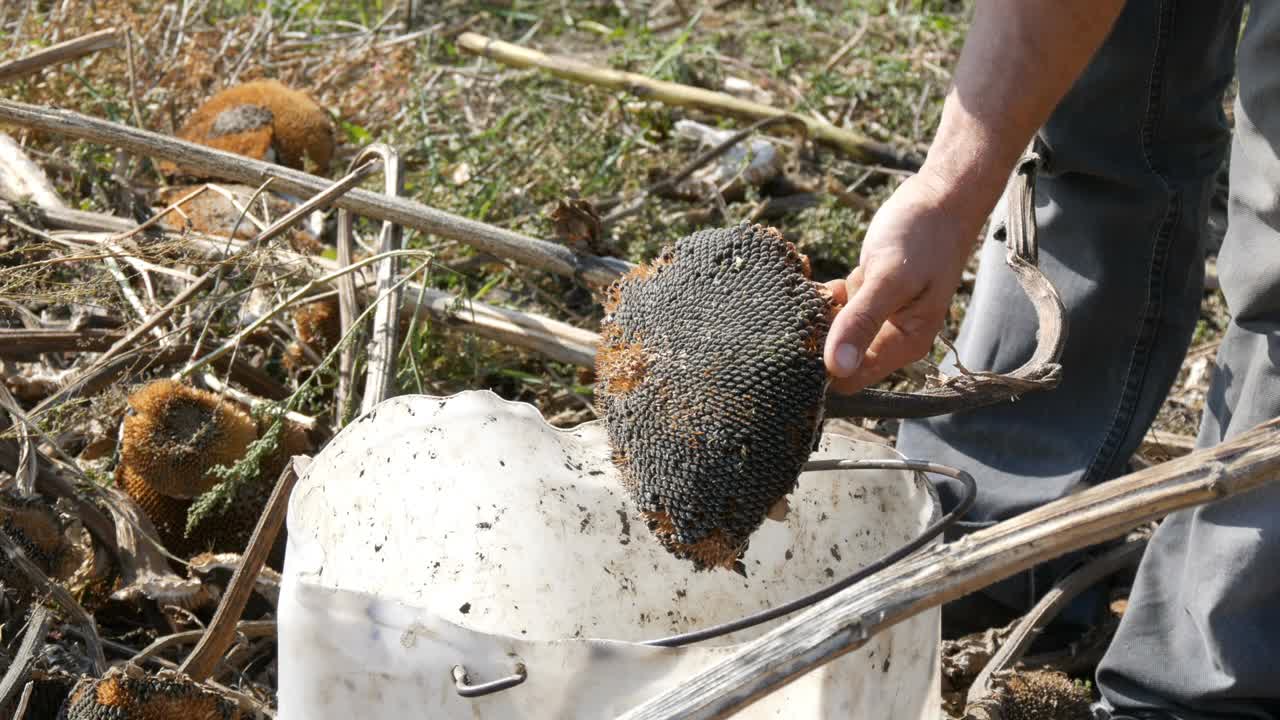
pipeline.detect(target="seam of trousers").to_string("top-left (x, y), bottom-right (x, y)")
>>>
top-left (1082, 0), bottom-right (1182, 487)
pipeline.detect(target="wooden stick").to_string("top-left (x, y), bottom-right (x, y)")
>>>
top-left (0, 606), bottom-right (49, 711)
top-left (617, 416), bottom-right (1280, 719)
top-left (180, 458), bottom-right (302, 681)
top-left (963, 538), bottom-right (1146, 719)
top-left (0, 28), bottom-right (120, 84)
top-left (0, 98), bottom-right (631, 287)
top-left (0, 328), bottom-right (124, 356)
top-left (457, 32), bottom-right (920, 170)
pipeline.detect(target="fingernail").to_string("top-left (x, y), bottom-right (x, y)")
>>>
top-left (834, 343), bottom-right (862, 375)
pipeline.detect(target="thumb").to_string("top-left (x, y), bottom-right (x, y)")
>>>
top-left (823, 272), bottom-right (907, 379)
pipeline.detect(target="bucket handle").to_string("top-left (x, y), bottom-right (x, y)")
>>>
top-left (452, 662), bottom-right (528, 698)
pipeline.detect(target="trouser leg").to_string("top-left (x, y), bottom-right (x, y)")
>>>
top-left (1097, 3), bottom-right (1280, 716)
top-left (896, 0), bottom-right (1241, 615)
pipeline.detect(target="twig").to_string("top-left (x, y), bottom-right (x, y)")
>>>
top-left (821, 15), bottom-right (870, 74)
top-left (132, 620), bottom-right (275, 664)
top-left (457, 32), bottom-right (920, 169)
top-left (0, 27), bottom-right (119, 84)
top-left (617, 416), bottom-right (1280, 719)
top-left (180, 458), bottom-right (303, 681)
top-left (12, 201), bottom-right (603, 369)
top-left (963, 539), bottom-right (1147, 717)
top-left (11, 681), bottom-right (34, 720)
top-left (0, 98), bottom-right (630, 286)
top-left (334, 145), bottom-right (405, 418)
top-left (70, 160), bottom-right (376, 383)
top-left (0, 527), bottom-right (105, 675)
top-left (0, 382), bottom-right (37, 496)
top-left (0, 606), bottom-right (49, 711)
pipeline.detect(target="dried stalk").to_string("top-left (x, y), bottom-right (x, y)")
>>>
top-left (0, 98), bottom-right (631, 286)
top-left (86, 160), bottom-right (378, 374)
top-left (132, 620), bottom-right (275, 664)
top-left (0, 328), bottom-right (124, 355)
top-left (14, 200), bottom-right (600, 370)
top-left (355, 145), bottom-right (404, 414)
top-left (457, 32), bottom-right (920, 169)
top-left (11, 681), bottom-right (34, 720)
top-left (0, 606), bottom-right (49, 711)
top-left (618, 416), bottom-right (1280, 719)
top-left (964, 538), bottom-right (1147, 718)
top-left (0, 382), bottom-right (37, 496)
top-left (0, 27), bottom-right (119, 84)
top-left (180, 458), bottom-right (303, 681)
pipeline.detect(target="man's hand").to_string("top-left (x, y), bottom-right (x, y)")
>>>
top-left (821, 0), bottom-right (1126, 395)
top-left (823, 170), bottom-right (984, 394)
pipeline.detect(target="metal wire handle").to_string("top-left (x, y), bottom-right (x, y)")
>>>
top-left (452, 662), bottom-right (528, 698)
top-left (641, 457), bottom-right (976, 647)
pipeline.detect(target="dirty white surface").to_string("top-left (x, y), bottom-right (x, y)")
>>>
top-left (279, 391), bottom-right (942, 719)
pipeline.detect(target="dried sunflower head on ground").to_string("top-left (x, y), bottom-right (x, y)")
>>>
top-left (58, 666), bottom-right (242, 720)
top-left (162, 79), bottom-right (336, 178)
top-left (114, 380), bottom-right (307, 563)
top-left (595, 223), bottom-right (834, 571)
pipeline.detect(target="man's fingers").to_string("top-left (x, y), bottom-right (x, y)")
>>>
top-left (823, 271), bottom-right (913, 379)
top-left (827, 302), bottom-right (946, 395)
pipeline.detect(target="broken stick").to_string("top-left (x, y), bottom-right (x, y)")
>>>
top-left (0, 28), bottom-right (120, 84)
top-left (457, 32), bottom-right (921, 170)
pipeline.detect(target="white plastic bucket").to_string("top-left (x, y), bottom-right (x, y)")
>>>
top-left (279, 391), bottom-right (942, 719)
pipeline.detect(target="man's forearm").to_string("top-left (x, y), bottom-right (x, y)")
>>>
top-left (920, 1), bottom-right (1126, 231)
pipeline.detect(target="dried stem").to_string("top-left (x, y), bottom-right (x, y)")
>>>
top-left (964, 538), bottom-right (1146, 717)
top-left (0, 98), bottom-right (630, 286)
top-left (457, 32), bottom-right (919, 169)
top-left (0, 606), bottom-right (49, 710)
top-left (0, 27), bottom-right (119, 84)
top-left (180, 458), bottom-right (303, 681)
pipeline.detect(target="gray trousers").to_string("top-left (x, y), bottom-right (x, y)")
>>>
top-left (897, 1), bottom-right (1280, 717)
